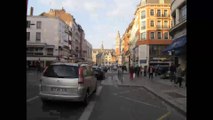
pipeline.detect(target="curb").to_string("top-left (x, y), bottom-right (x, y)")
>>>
top-left (116, 75), bottom-right (186, 117)
top-left (142, 86), bottom-right (186, 117)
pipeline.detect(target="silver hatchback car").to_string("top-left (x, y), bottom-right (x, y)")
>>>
top-left (39, 62), bottom-right (97, 105)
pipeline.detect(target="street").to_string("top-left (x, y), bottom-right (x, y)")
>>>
top-left (27, 70), bottom-right (186, 120)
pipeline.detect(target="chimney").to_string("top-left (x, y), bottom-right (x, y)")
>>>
top-left (30, 7), bottom-right (33, 16)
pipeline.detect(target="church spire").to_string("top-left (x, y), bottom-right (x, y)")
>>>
top-left (101, 41), bottom-right (104, 51)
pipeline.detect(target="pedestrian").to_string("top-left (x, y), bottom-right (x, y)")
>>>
top-left (144, 66), bottom-right (147, 77)
top-left (176, 64), bottom-right (183, 87)
top-left (118, 66), bottom-right (122, 79)
top-left (136, 65), bottom-right (140, 77)
top-left (129, 65), bottom-right (134, 80)
top-left (148, 65), bottom-right (154, 79)
top-left (140, 66), bottom-right (143, 77)
top-left (170, 63), bottom-right (176, 83)
top-left (36, 60), bottom-right (41, 72)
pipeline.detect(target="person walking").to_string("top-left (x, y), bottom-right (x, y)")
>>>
top-left (140, 66), bottom-right (143, 77)
top-left (129, 65), bottom-right (134, 80)
top-left (144, 66), bottom-right (147, 77)
top-left (176, 64), bottom-right (183, 87)
top-left (118, 66), bottom-right (122, 80)
top-left (170, 63), bottom-right (176, 83)
top-left (148, 65), bottom-right (154, 79)
top-left (136, 65), bottom-right (140, 77)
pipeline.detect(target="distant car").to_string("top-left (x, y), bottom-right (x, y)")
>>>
top-left (102, 67), bottom-right (108, 72)
top-left (157, 66), bottom-right (169, 75)
top-left (92, 66), bottom-right (105, 80)
top-left (39, 62), bottom-right (97, 105)
top-left (160, 71), bottom-right (171, 79)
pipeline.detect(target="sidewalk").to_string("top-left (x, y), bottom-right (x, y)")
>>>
top-left (116, 73), bottom-right (186, 116)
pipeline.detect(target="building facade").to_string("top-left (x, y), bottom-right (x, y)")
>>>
top-left (27, 16), bottom-right (71, 67)
top-left (40, 8), bottom-right (88, 61)
top-left (164, 0), bottom-right (186, 70)
top-left (92, 42), bottom-right (116, 66)
top-left (134, 0), bottom-right (172, 67)
top-left (27, 8), bottom-right (92, 67)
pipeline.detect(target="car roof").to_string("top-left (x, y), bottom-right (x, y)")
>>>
top-left (51, 62), bottom-right (79, 66)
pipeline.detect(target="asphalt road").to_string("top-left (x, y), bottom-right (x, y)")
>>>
top-left (89, 71), bottom-right (186, 120)
top-left (27, 70), bottom-right (186, 120)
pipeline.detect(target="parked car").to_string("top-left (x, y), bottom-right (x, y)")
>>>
top-left (39, 62), bottom-right (97, 105)
top-left (92, 66), bottom-right (105, 80)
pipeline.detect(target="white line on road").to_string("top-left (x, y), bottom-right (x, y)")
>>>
top-left (157, 111), bottom-right (171, 120)
top-left (78, 101), bottom-right (96, 120)
top-left (113, 88), bottom-right (141, 96)
top-left (79, 86), bottom-right (103, 120)
top-left (27, 96), bottom-right (39, 103)
top-left (96, 86), bottom-right (103, 96)
top-left (118, 95), bottom-right (162, 109)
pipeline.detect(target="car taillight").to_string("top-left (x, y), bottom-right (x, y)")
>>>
top-left (78, 67), bottom-right (84, 84)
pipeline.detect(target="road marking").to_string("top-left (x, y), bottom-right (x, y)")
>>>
top-left (79, 86), bottom-right (103, 120)
top-left (118, 95), bottom-right (162, 109)
top-left (113, 88), bottom-right (141, 96)
top-left (27, 96), bottom-right (39, 103)
top-left (157, 111), bottom-right (171, 120)
top-left (96, 86), bottom-right (102, 96)
top-left (78, 101), bottom-right (96, 120)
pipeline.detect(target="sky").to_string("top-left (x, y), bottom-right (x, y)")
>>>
top-left (27, 0), bottom-right (141, 49)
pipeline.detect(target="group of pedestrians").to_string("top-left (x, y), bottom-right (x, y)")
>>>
top-left (128, 65), bottom-right (156, 80)
top-left (126, 63), bottom-right (186, 88)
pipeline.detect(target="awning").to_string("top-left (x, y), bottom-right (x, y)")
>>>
top-left (162, 35), bottom-right (186, 53)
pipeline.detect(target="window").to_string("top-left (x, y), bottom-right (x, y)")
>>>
top-left (27, 21), bottom-right (31, 28)
top-left (141, 21), bottom-right (146, 29)
top-left (164, 10), bottom-right (168, 17)
top-left (150, 9), bottom-right (154, 16)
top-left (36, 32), bottom-right (41, 41)
top-left (27, 32), bottom-right (30, 41)
top-left (43, 65), bottom-right (79, 78)
top-left (150, 32), bottom-right (155, 40)
top-left (141, 32), bottom-right (146, 40)
top-left (150, 20), bottom-right (154, 27)
top-left (164, 21), bottom-right (168, 28)
top-left (47, 48), bottom-right (53, 55)
top-left (141, 10), bottom-right (146, 19)
top-left (157, 32), bottom-right (162, 39)
top-left (36, 21), bottom-right (41, 29)
top-left (164, 32), bottom-right (169, 39)
top-left (157, 10), bottom-right (161, 17)
top-left (157, 21), bottom-right (161, 28)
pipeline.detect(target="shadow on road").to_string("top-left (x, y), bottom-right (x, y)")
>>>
top-left (42, 101), bottom-right (86, 119)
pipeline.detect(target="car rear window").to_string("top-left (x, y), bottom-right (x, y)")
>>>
top-left (43, 65), bottom-right (79, 78)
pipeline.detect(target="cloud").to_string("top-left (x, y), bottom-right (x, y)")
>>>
top-left (107, 0), bottom-right (139, 18)
top-left (39, 0), bottom-right (61, 8)
top-left (61, 0), bottom-right (105, 19)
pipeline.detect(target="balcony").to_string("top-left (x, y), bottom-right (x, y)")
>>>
top-left (141, 26), bottom-right (146, 30)
top-left (179, 15), bottom-right (186, 23)
top-left (156, 25), bottom-right (161, 30)
top-left (170, 15), bottom-right (186, 36)
top-left (27, 51), bottom-right (44, 56)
